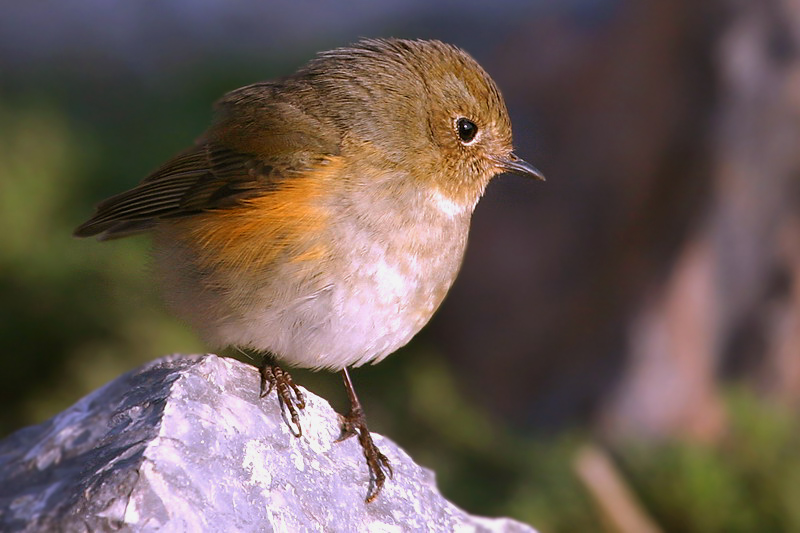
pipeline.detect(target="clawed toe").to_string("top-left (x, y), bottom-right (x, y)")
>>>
top-left (338, 369), bottom-right (393, 502)
top-left (259, 361), bottom-right (305, 437)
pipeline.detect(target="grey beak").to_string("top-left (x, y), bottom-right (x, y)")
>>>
top-left (496, 153), bottom-right (545, 181)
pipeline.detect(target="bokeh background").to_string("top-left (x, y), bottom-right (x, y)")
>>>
top-left (3, 1), bottom-right (800, 531)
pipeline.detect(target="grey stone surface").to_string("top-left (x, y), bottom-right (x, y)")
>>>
top-left (0, 354), bottom-right (536, 532)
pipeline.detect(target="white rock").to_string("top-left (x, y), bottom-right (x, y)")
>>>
top-left (0, 354), bottom-right (536, 533)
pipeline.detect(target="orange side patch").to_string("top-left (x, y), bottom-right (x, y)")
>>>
top-left (170, 157), bottom-right (341, 275)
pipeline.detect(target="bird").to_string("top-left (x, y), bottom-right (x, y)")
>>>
top-left (74, 37), bottom-right (544, 502)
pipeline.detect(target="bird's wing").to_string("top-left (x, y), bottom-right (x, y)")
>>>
top-left (74, 91), bottom-right (340, 240)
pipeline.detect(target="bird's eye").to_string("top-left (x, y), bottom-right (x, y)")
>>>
top-left (456, 118), bottom-right (478, 144)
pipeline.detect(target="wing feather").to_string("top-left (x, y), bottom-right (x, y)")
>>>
top-left (74, 95), bottom-right (340, 240)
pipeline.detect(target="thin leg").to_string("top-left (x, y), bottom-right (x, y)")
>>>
top-left (337, 368), bottom-right (393, 503)
top-left (259, 355), bottom-right (306, 437)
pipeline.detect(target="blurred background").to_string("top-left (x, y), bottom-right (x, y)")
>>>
top-left (2, 0), bottom-right (800, 531)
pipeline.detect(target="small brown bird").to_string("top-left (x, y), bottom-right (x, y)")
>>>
top-left (74, 38), bottom-right (543, 502)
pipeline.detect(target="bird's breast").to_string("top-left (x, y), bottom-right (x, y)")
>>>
top-left (155, 169), bottom-right (472, 370)
top-left (316, 182), bottom-right (471, 367)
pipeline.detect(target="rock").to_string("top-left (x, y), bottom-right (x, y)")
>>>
top-left (0, 354), bottom-right (536, 532)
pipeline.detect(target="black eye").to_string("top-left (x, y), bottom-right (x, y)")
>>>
top-left (456, 118), bottom-right (478, 144)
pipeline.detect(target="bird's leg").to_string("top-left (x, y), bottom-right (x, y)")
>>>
top-left (259, 354), bottom-right (305, 437)
top-left (337, 367), bottom-right (393, 503)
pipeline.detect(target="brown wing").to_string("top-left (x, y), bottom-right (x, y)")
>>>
top-left (74, 91), bottom-right (340, 240)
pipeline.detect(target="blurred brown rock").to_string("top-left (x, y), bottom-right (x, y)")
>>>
top-left (433, 0), bottom-right (800, 440)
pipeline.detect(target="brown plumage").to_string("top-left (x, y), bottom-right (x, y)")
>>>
top-left (75, 38), bottom-right (543, 502)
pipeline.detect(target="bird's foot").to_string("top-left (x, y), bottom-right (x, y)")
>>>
top-left (337, 369), bottom-right (393, 503)
top-left (260, 361), bottom-right (305, 437)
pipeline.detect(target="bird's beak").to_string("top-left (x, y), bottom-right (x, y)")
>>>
top-left (495, 153), bottom-right (545, 181)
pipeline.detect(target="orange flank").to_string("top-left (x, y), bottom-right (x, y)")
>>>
top-left (172, 158), bottom-right (341, 274)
